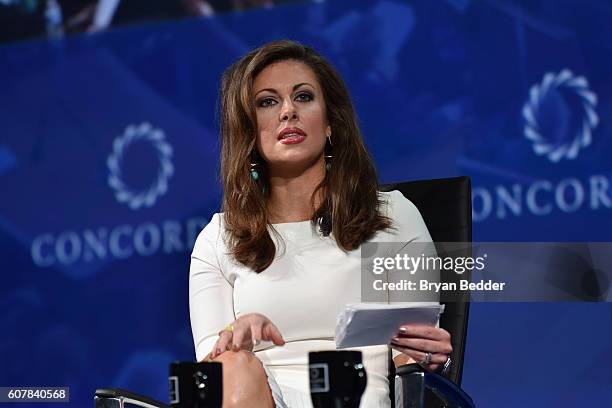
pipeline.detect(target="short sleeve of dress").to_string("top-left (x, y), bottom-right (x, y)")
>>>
top-left (383, 190), bottom-right (432, 243)
top-left (189, 213), bottom-right (236, 361)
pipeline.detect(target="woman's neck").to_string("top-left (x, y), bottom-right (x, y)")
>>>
top-left (267, 160), bottom-right (325, 223)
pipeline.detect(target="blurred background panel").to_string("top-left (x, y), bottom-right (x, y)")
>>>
top-left (0, 0), bottom-right (307, 43)
top-left (0, 0), bottom-right (611, 406)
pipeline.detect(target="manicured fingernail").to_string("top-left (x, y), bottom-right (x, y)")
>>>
top-left (399, 327), bottom-right (407, 333)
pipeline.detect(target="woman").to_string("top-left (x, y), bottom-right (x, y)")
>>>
top-left (189, 39), bottom-right (452, 407)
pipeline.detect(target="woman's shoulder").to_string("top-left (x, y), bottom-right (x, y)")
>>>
top-left (200, 212), bottom-right (224, 234)
top-left (378, 189), bottom-right (432, 243)
top-left (192, 212), bottom-right (226, 253)
top-left (379, 190), bottom-right (421, 219)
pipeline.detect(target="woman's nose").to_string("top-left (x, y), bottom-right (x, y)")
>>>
top-left (280, 101), bottom-right (298, 122)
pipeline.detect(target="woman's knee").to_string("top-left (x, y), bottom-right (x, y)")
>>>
top-left (213, 349), bottom-right (254, 368)
top-left (213, 350), bottom-right (274, 408)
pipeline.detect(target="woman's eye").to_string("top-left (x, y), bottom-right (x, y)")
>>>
top-left (258, 97), bottom-right (277, 108)
top-left (295, 92), bottom-right (313, 102)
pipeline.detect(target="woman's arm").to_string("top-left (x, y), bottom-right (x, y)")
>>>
top-left (385, 191), bottom-right (452, 371)
top-left (190, 214), bottom-right (285, 360)
top-left (189, 213), bottom-right (236, 362)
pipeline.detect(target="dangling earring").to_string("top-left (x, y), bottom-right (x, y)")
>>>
top-left (250, 162), bottom-right (259, 181)
top-left (324, 133), bottom-right (332, 171)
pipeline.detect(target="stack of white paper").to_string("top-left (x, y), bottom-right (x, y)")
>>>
top-left (335, 303), bottom-right (445, 349)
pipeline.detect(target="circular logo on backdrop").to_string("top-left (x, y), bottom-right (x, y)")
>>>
top-left (107, 123), bottom-right (174, 210)
top-left (522, 69), bottom-right (598, 163)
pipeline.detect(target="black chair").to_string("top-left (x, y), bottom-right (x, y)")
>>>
top-left (95, 176), bottom-right (474, 408)
top-left (381, 176), bottom-right (474, 408)
top-left (94, 388), bottom-right (169, 408)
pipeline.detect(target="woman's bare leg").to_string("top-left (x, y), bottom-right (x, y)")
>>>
top-left (213, 350), bottom-right (275, 408)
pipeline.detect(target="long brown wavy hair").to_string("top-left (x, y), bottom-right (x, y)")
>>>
top-left (219, 39), bottom-right (392, 272)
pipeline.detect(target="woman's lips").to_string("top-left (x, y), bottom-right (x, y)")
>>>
top-left (277, 127), bottom-right (307, 144)
top-left (279, 134), bottom-right (306, 144)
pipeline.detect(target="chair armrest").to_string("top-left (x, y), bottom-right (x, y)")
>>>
top-left (94, 388), bottom-right (170, 408)
top-left (394, 364), bottom-right (475, 408)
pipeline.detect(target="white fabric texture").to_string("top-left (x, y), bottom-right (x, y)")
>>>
top-left (189, 190), bottom-right (434, 407)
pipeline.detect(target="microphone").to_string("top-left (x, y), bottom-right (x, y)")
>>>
top-left (309, 351), bottom-right (367, 408)
top-left (169, 362), bottom-right (223, 408)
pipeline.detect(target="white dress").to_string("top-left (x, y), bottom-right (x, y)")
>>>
top-left (189, 190), bottom-right (433, 407)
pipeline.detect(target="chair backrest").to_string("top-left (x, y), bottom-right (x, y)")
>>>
top-left (380, 176), bottom-right (472, 385)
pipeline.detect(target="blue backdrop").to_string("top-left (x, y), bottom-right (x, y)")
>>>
top-left (1, 0), bottom-right (611, 406)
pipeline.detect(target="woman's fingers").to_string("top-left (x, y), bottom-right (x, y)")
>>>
top-left (390, 336), bottom-right (452, 355)
top-left (212, 314), bottom-right (285, 357)
top-left (389, 344), bottom-right (446, 370)
top-left (231, 320), bottom-right (249, 351)
top-left (391, 325), bottom-right (452, 372)
top-left (397, 325), bottom-right (451, 341)
top-left (262, 322), bottom-right (285, 346)
top-left (250, 322), bottom-right (263, 346)
top-left (212, 330), bottom-right (233, 358)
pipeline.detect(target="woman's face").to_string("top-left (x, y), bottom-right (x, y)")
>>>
top-left (252, 59), bottom-right (330, 175)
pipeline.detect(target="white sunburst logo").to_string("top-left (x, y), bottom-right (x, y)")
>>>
top-left (522, 69), bottom-right (599, 163)
top-left (107, 123), bottom-right (174, 210)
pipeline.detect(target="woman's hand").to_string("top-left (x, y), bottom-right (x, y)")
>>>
top-left (209, 313), bottom-right (285, 359)
top-left (390, 324), bottom-right (452, 372)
